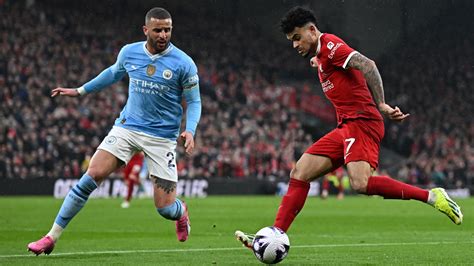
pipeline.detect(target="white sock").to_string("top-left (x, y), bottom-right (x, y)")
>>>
top-left (427, 190), bottom-right (436, 206)
top-left (47, 223), bottom-right (64, 242)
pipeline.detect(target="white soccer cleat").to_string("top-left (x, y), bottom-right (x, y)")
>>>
top-left (235, 230), bottom-right (254, 249)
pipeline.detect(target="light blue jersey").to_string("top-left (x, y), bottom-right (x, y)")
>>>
top-left (82, 41), bottom-right (201, 140)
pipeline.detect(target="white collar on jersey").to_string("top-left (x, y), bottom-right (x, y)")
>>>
top-left (316, 33), bottom-right (324, 55)
top-left (142, 42), bottom-right (174, 60)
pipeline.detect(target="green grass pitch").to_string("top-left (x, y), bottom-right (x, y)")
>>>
top-left (0, 196), bottom-right (472, 265)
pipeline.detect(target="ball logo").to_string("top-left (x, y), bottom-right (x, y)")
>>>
top-left (146, 64), bottom-right (156, 76)
top-left (327, 41), bottom-right (334, 50)
top-left (105, 136), bottom-right (117, 145)
top-left (163, 69), bottom-right (173, 80)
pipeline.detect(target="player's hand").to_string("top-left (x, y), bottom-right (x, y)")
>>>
top-left (180, 131), bottom-right (195, 156)
top-left (378, 103), bottom-right (410, 122)
top-left (51, 87), bottom-right (80, 98)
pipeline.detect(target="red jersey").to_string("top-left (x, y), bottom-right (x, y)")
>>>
top-left (314, 33), bottom-right (383, 125)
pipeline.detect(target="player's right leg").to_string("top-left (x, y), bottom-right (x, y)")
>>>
top-left (274, 153), bottom-right (333, 231)
top-left (235, 153), bottom-right (334, 248)
top-left (27, 149), bottom-right (122, 255)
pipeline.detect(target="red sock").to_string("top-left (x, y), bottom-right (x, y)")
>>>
top-left (366, 176), bottom-right (428, 202)
top-left (274, 178), bottom-right (310, 232)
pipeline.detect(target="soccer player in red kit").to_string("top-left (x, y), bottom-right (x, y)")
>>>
top-left (121, 152), bottom-right (145, 208)
top-left (236, 6), bottom-right (462, 247)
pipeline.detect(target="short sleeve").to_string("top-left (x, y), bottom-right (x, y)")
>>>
top-left (325, 36), bottom-right (357, 69)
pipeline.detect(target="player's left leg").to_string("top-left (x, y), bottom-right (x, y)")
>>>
top-left (141, 136), bottom-right (189, 241)
top-left (152, 175), bottom-right (190, 242)
top-left (347, 161), bottom-right (463, 225)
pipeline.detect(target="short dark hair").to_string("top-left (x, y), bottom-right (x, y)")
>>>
top-left (280, 6), bottom-right (317, 34)
top-left (145, 7), bottom-right (172, 24)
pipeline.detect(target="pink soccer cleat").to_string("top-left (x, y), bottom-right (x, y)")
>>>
top-left (27, 235), bottom-right (55, 256)
top-left (175, 201), bottom-right (191, 242)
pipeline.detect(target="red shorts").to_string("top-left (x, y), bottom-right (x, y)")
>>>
top-left (305, 119), bottom-right (384, 170)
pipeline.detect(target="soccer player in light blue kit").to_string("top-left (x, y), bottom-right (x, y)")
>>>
top-left (28, 7), bottom-right (201, 255)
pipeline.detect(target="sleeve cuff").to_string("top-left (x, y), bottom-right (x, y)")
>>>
top-left (343, 51), bottom-right (359, 69)
top-left (77, 86), bottom-right (87, 96)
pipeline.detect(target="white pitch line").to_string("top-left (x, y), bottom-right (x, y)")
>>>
top-left (1, 241), bottom-right (472, 259)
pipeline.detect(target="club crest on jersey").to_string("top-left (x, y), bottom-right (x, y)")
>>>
top-left (146, 64), bottom-right (156, 76)
top-left (162, 69), bottom-right (173, 80)
top-left (327, 42), bottom-right (335, 50)
top-left (105, 136), bottom-right (117, 145)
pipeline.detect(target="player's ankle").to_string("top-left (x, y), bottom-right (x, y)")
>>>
top-left (47, 223), bottom-right (63, 242)
top-left (427, 190), bottom-right (436, 205)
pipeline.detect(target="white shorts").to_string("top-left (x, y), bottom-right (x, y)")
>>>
top-left (98, 126), bottom-right (178, 182)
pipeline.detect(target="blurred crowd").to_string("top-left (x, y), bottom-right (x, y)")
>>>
top-left (0, 1), bottom-right (472, 189)
top-left (381, 21), bottom-right (473, 188)
top-left (0, 1), bottom-right (314, 181)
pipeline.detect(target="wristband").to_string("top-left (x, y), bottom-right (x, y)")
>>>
top-left (76, 86), bottom-right (87, 96)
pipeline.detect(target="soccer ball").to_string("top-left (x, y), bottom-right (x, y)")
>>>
top-left (252, 226), bottom-right (290, 264)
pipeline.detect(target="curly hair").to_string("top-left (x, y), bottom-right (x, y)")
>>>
top-left (280, 6), bottom-right (317, 34)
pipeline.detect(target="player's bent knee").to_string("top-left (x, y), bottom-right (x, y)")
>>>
top-left (290, 167), bottom-right (310, 182)
top-left (349, 176), bottom-right (368, 193)
top-left (85, 168), bottom-right (108, 183)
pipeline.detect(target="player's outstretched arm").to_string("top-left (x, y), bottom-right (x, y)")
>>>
top-left (58, 46), bottom-right (127, 97)
top-left (346, 52), bottom-right (409, 122)
top-left (51, 87), bottom-right (81, 98)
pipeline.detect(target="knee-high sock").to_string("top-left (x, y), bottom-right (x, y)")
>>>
top-left (54, 174), bottom-right (98, 229)
top-left (157, 199), bottom-right (184, 220)
top-left (274, 178), bottom-right (310, 232)
top-left (366, 176), bottom-right (428, 202)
